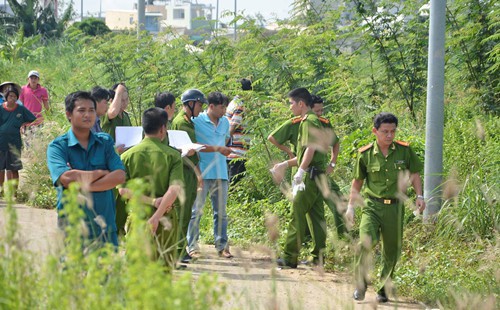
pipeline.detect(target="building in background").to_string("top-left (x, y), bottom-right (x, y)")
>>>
top-left (105, 0), bottom-right (213, 38)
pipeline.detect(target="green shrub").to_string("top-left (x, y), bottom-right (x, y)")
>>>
top-left (0, 180), bottom-right (225, 309)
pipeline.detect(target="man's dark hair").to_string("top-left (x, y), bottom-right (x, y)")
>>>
top-left (109, 83), bottom-right (127, 100)
top-left (65, 91), bottom-right (96, 113)
top-left (240, 78), bottom-right (252, 91)
top-left (154, 92), bottom-right (176, 109)
top-left (373, 112), bottom-right (398, 129)
top-left (142, 107), bottom-right (168, 135)
top-left (4, 86), bottom-right (19, 99)
top-left (111, 83), bottom-right (127, 91)
top-left (91, 86), bottom-right (110, 102)
top-left (288, 87), bottom-right (313, 107)
top-left (207, 91), bottom-right (227, 106)
top-left (311, 94), bottom-right (323, 105)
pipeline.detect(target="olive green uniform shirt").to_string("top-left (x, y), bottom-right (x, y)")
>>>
top-left (120, 137), bottom-right (184, 198)
top-left (354, 141), bottom-right (422, 199)
top-left (170, 110), bottom-right (199, 167)
top-left (101, 111), bottom-right (132, 141)
top-left (297, 111), bottom-right (329, 168)
top-left (269, 116), bottom-right (301, 155)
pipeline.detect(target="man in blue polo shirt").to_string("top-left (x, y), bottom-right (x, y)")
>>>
top-left (47, 91), bottom-right (125, 248)
top-left (187, 91), bottom-right (233, 259)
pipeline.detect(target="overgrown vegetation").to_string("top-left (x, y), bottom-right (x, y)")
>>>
top-left (0, 0), bottom-right (498, 308)
top-left (0, 181), bottom-right (225, 309)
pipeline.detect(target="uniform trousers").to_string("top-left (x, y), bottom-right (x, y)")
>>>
top-left (355, 198), bottom-right (404, 290)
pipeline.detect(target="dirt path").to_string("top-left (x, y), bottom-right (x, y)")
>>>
top-left (0, 202), bottom-right (426, 309)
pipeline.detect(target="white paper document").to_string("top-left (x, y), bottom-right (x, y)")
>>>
top-left (115, 126), bottom-right (143, 148)
top-left (167, 130), bottom-right (205, 157)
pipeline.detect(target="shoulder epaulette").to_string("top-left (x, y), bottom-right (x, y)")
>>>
top-left (291, 116), bottom-right (302, 124)
top-left (358, 143), bottom-right (373, 153)
top-left (318, 116), bottom-right (330, 124)
top-left (301, 114), bottom-right (309, 121)
top-left (395, 140), bottom-right (410, 147)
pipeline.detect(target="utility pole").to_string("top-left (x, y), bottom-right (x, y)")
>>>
top-left (81, 0), bottom-right (83, 21)
top-left (137, 0), bottom-right (145, 37)
top-left (233, 0), bottom-right (237, 40)
top-left (423, 0), bottom-right (446, 222)
top-left (216, 0), bottom-right (219, 34)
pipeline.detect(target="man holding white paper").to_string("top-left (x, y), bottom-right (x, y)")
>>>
top-left (119, 107), bottom-right (183, 269)
top-left (188, 91), bottom-right (233, 259)
top-left (170, 89), bottom-right (206, 262)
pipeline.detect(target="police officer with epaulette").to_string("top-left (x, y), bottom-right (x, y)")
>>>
top-left (276, 88), bottom-right (328, 268)
top-left (269, 95), bottom-right (346, 243)
top-left (345, 112), bottom-right (425, 303)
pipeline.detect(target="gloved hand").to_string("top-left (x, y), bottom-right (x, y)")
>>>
top-left (293, 168), bottom-right (306, 184)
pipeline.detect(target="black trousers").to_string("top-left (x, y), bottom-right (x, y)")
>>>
top-left (227, 159), bottom-right (246, 185)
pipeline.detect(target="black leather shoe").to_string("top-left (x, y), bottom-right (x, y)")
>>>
top-left (276, 258), bottom-right (297, 269)
top-left (353, 288), bottom-right (366, 301)
top-left (376, 287), bottom-right (389, 303)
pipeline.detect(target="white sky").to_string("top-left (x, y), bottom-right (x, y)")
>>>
top-left (70, 0), bottom-right (295, 22)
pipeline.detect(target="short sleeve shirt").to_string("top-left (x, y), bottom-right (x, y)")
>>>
top-left (297, 112), bottom-right (329, 168)
top-left (19, 83), bottom-right (48, 119)
top-left (193, 111), bottom-right (230, 180)
top-left (120, 137), bottom-right (184, 198)
top-left (101, 111), bottom-right (132, 141)
top-left (46, 130), bottom-right (125, 234)
top-left (318, 117), bottom-right (339, 147)
top-left (170, 110), bottom-right (199, 167)
top-left (269, 116), bottom-right (301, 155)
top-left (354, 141), bottom-right (423, 198)
top-left (0, 103), bottom-right (36, 151)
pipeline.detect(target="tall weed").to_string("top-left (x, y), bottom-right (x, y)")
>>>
top-left (0, 181), bottom-right (225, 309)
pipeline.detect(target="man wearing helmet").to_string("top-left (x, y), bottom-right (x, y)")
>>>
top-left (170, 89), bottom-right (206, 263)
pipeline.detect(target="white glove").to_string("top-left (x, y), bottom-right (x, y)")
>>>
top-left (293, 168), bottom-right (306, 184)
top-left (345, 204), bottom-right (355, 224)
top-left (292, 180), bottom-right (305, 197)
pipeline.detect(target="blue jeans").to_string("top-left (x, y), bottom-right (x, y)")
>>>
top-left (187, 179), bottom-right (229, 252)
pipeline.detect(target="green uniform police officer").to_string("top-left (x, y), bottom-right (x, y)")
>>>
top-left (170, 89), bottom-right (206, 262)
top-left (277, 88), bottom-right (328, 268)
top-left (119, 107), bottom-right (184, 269)
top-left (346, 112), bottom-right (425, 303)
top-left (270, 95), bottom-right (346, 241)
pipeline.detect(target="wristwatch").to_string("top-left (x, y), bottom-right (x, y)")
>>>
top-left (417, 195), bottom-right (424, 200)
top-left (329, 162), bottom-right (336, 168)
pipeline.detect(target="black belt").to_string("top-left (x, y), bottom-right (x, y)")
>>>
top-left (369, 196), bottom-right (399, 205)
top-left (305, 166), bottom-right (324, 179)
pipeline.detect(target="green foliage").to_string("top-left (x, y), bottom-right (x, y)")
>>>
top-left (5, 0), bottom-right (72, 38)
top-left (0, 26), bottom-right (40, 62)
top-left (446, 0), bottom-right (499, 114)
top-left (0, 180), bottom-right (225, 309)
top-left (397, 222), bottom-right (499, 307)
top-left (0, 0), bottom-right (497, 307)
top-left (70, 18), bottom-right (111, 37)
